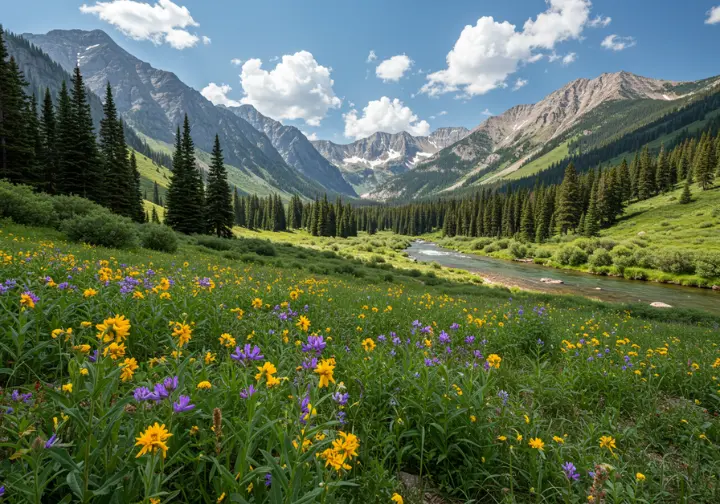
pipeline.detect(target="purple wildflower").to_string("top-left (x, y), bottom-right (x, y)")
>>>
top-left (301, 335), bottom-right (326, 355)
top-left (173, 395), bottom-right (196, 413)
top-left (264, 473), bottom-right (272, 487)
top-left (438, 331), bottom-right (450, 344)
top-left (45, 433), bottom-right (59, 448)
top-left (22, 291), bottom-right (39, 304)
top-left (332, 392), bottom-right (349, 406)
top-left (337, 410), bottom-right (346, 425)
top-left (240, 384), bottom-right (257, 399)
top-left (302, 357), bottom-right (318, 370)
top-left (134, 387), bottom-right (153, 402)
top-left (163, 376), bottom-right (179, 392)
top-left (231, 344), bottom-right (264, 364)
top-left (88, 350), bottom-right (99, 363)
top-left (562, 462), bottom-right (580, 481)
top-left (465, 335), bottom-right (475, 345)
top-left (498, 390), bottom-right (509, 406)
top-left (450, 323), bottom-right (460, 330)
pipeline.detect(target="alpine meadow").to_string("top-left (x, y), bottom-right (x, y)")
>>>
top-left (3, 1), bottom-right (720, 503)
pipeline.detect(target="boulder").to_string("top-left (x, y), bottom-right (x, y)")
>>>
top-left (650, 302), bottom-right (672, 308)
top-left (712, 285), bottom-right (719, 291)
top-left (540, 278), bottom-right (564, 285)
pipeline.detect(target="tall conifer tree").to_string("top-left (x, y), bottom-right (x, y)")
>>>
top-left (205, 134), bottom-right (234, 237)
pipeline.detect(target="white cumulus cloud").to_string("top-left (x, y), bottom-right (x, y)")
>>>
top-left (438, 110), bottom-right (448, 116)
top-left (201, 83), bottom-right (241, 107)
top-left (302, 131), bottom-right (319, 141)
top-left (366, 50), bottom-right (377, 62)
top-left (562, 52), bottom-right (577, 65)
top-left (588, 15), bottom-right (612, 27)
top-left (513, 78), bottom-right (528, 91)
top-left (230, 58), bottom-right (243, 66)
top-left (239, 51), bottom-right (341, 126)
top-left (601, 34), bottom-right (636, 51)
top-left (202, 35), bottom-right (211, 45)
top-left (375, 54), bottom-right (413, 82)
top-left (706, 6), bottom-right (720, 24)
top-left (421, 0), bottom-right (592, 97)
top-left (343, 97), bottom-right (430, 140)
top-left (481, 108), bottom-right (494, 116)
top-left (79, 0), bottom-right (206, 50)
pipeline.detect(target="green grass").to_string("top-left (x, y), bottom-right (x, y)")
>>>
top-left (2, 217), bottom-right (720, 503)
top-left (503, 140), bottom-right (572, 181)
top-left (601, 183), bottom-right (720, 249)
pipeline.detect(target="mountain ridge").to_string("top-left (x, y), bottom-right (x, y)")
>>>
top-left (368, 70), bottom-right (720, 201)
top-left (22, 28), bottom-right (334, 199)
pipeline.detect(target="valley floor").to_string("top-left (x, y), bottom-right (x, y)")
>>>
top-left (2, 220), bottom-right (720, 503)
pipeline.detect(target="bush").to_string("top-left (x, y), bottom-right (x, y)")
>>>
top-left (695, 252), bottom-right (720, 278)
top-left (484, 243), bottom-right (500, 254)
top-left (0, 181), bottom-right (58, 228)
top-left (651, 248), bottom-right (695, 275)
top-left (472, 238), bottom-right (493, 250)
top-left (50, 195), bottom-right (103, 223)
top-left (554, 245), bottom-right (587, 266)
top-left (509, 242), bottom-right (527, 259)
top-left (534, 247), bottom-right (552, 259)
top-left (62, 210), bottom-right (139, 249)
top-left (196, 235), bottom-right (233, 251)
top-left (139, 223), bottom-right (178, 253)
top-left (610, 245), bottom-right (636, 269)
top-left (588, 248), bottom-right (613, 267)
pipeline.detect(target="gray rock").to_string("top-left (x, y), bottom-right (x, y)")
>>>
top-left (650, 302), bottom-right (673, 308)
top-left (540, 278), bottom-right (564, 284)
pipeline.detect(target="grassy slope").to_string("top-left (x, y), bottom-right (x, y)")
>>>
top-left (137, 133), bottom-right (295, 199)
top-left (502, 140), bottom-right (571, 181)
top-left (601, 183), bottom-right (720, 249)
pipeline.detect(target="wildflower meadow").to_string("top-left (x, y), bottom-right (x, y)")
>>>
top-left (1, 222), bottom-right (720, 503)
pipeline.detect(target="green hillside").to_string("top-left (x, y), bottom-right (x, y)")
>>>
top-left (601, 183), bottom-right (720, 249)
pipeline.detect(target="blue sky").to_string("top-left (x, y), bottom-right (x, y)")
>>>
top-left (4, 1), bottom-right (720, 143)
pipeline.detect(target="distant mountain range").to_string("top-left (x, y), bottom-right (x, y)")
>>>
top-left (312, 128), bottom-right (469, 196)
top-left (8, 27), bottom-right (720, 204)
top-left (370, 71), bottom-right (720, 200)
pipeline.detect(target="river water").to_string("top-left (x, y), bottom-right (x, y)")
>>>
top-left (405, 241), bottom-right (720, 315)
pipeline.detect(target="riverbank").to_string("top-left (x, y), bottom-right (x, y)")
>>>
top-left (428, 233), bottom-right (720, 290)
top-left (406, 240), bottom-right (720, 315)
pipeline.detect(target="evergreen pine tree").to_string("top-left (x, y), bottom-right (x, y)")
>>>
top-left (151, 206), bottom-right (160, 223)
top-left (584, 178), bottom-right (600, 236)
top-left (519, 197), bottom-right (534, 242)
top-left (655, 145), bottom-right (671, 193)
top-left (556, 162), bottom-right (581, 234)
top-left (68, 66), bottom-right (103, 201)
top-left (40, 88), bottom-right (57, 193)
top-left (205, 134), bottom-right (234, 237)
top-left (129, 150), bottom-right (145, 223)
top-left (679, 181), bottom-right (692, 204)
top-left (0, 53), bottom-right (32, 183)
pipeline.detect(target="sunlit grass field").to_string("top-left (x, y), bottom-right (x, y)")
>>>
top-left (1, 221), bottom-right (720, 503)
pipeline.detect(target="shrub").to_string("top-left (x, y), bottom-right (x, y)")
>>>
top-left (651, 248), bottom-right (695, 275)
top-left (484, 243), bottom-right (500, 254)
top-left (383, 273), bottom-right (394, 282)
top-left (509, 242), bottom-right (527, 259)
top-left (139, 223), bottom-right (178, 253)
top-left (610, 245), bottom-right (636, 269)
top-left (196, 235), bottom-right (233, 251)
top-left (472, 238), bottom-right (493, 250)
top-left (588, 248), bottom-right (613, 267)
top-left (0, 181), bottom-right (58, 228)
top-left (534, 247), bottom-right (552, 259)
top-left (695, 252), bottom-right (720, 278)
top-left (554, 245), bottom-right (587, 266)
top-left (62, 210), bottom-right (139, 249)
top-left (51, 195), bottom-right (103, 223)
top-left (243, 240), bottom-right (276, 257)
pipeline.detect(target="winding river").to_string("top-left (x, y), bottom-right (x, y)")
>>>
top-left (405, 241), bottom-right (720, 315)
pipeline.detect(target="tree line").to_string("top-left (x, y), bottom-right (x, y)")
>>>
top-left (351, 126), bottom-right (720, 241)
top-left (0, 32), bottom-right (144, 221)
